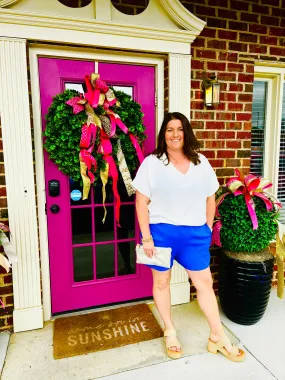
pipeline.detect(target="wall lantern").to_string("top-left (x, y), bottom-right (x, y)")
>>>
top-left (203, 74), bottom-right (220, 107)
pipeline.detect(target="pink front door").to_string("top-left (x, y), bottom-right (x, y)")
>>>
top-left (39, 57), bottom-right (156, 314)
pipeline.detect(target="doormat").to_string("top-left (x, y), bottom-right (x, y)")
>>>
top-left (53, 303), bottom-right (163, 359)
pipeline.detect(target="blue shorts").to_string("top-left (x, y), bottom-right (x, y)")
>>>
top-left (146, 223), bottom-right (212, 272)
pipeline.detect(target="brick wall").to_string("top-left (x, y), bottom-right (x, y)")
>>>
top-left (111, 0), bottom-right (149, 15)
top-left (0, 124), bottom-right (13, 331)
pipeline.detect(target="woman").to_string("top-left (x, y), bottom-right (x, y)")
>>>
top-left (131, 112), bottom-right (245, 362)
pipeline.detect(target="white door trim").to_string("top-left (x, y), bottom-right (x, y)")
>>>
top-left (29, 45), bottom-right (165, 321)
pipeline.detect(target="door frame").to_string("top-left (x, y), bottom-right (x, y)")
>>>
top-left (29, 45), bottom-right (165, 322)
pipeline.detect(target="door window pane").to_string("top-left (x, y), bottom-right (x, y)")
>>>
top-left (95, 207), bottom-right (114, 242)
top-left (250, 81), bottom-right (267, 177)
top-left (72, 208), bottom-right (92, 244)
top-left (277, 84), bottom-right (285, 223)
top-left (112, 86), bottom-right (133, 99)
top-left (117, 205), bottom-right (135, 239)
top-left (73, 246), bottom-right (93, 282)
top-left (65, 82), bottom-right (84, 93)
top-left (118, 240), bottom-right (136, 276)
top-left (94, 182), bottom-right (113, 204)
top-left (96, 244), bottom-right (115, 279)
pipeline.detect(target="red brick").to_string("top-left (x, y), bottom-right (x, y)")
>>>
top-left (246, 64), bottom-right (254, 74)
top-left (218, 30), bottom-right (238, 41)
top-left (238, 73), bottom-right (254, 83)
top-left (207, 62), bottom-right (226, 71)
top-left (226, 122), bottom-right (242, 130)
top-left (260, 16), bottom-right (280, 27)
top-left (230, 1), bottom-right (249, 11)
top-left (244, 103), bottom-right (253, 112)
top-left (205, 140), bottom-right (225, 149)
top-left (200, 150), bottom-right (216, 158)
top-left (200, 28), bottom-right (216, 38)
top-left (220, 92), bottom-right (237, 102)
top-left (209, 159), bottom-right (224, 168)
top-left (260, 36), bottom-right (278, 45)
top-left (194, 71), bottom-right (207, 80)
top-left (236, 113), bottom-right (252, 121)
top-left (239, 33), bottom-right (258, 43)
top-left (191, 60), bottom-right (205, 70)
top-left (4, 274), bottom-right (12, 284)
top-left (217, 131), bottom-right (236, 139)
top-left (245, 84), bottom-right (253, 92)
top-left (229, 42), bottom-right (247, 52)
top-left (216, 168), bottom-right (235, 177)
top-left (243, 140), bottom-right (251, 149)
top-left (226, 159), bottom-right (241, 167)
top-left (206, 121), bottom-right (225, 130)
top-left (270, 47), bottom-right (285, 56)
top-left (217, 72), bottom-right (237, 81)
top-left (218, 9), bottom-right (238, 20)
top-left (196, 131), bottom-right (216, 139)
top-left (237, 131), bottom-right (251, 139)
top-left (207, 18), bottom-right (227, 29)
top-left (0, 285), bottom-right (13, 296)
top-left (219, 52), bottom-right (238, 62)
top-left (195, 50), bottom-right (216, 60)
top-left (190, 121), bottom-right (205, 130)
top-left (194, 111), bottom-right (215, 120)
top-left (0, 187), bottom-right (6, 197)
top-left (194, 91), bottom-right (204, 100)
top-left (196, 5), bottom-right (217, 17)
top-left (228, 103), bottom-right (243, 111)
top-left (240, 12), bottom-right (258, 23)
top-left (251, 4), bottom-right (270, 14)
top-left (229, 83), bottom-right (243, 92)
top-left (216, 113), bottom-right (235, 121)
top-left (227, 141), bottom-right (241, 149)
top-left (0, 199), bottom-right (7, 208)
top-left (229, 21), bottom-right (248, 31)
top-left (242, 158), bottom-right (251, 167)
top-left (217, 150), bottom-right (235, 158)
top-left (237, 150), bottom-right (251, 158)
top-left (269, 27), bottom-right (285, 37)
top-left (207, 40), bottom-right (227, 50)
top-left (227, 63), bottom-right (244, 72)
top-left (191, 80), bottom-right (202, 89)
top-left (192, 38), bottom-right (206, 48)
top-left (191, 101), bottom-right (204, 110)
top-left (244, 122), bottom-right (252, 130)
top-left (262, 0), bottom-right (279, 5)
top-left (208, 0), bottom-right (228, 6)
top-left (249, 44), bottom-right (267, 54)
top-left (249, 24), bottom-right (267, 34)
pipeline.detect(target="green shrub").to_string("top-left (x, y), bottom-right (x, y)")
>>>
top-left (218, 194), bottom-right (278, 252)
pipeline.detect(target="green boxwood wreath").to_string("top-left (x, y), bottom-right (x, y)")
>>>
top-left (44, 89), bottom-right (146, 184)
top-left (218, 193), bottom-right (279, 252)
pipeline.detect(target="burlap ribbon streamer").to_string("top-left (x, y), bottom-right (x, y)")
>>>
top-left (117, 140), bottom-right (136, 197)
top-left (100, 163), bottom-right (109, 223)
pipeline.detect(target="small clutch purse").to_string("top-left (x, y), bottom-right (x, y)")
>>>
top-left (136, 244), bottom-right (172, 268)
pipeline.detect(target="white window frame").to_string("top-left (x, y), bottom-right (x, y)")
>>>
top-left (254, 66), bottom-right (285, 199)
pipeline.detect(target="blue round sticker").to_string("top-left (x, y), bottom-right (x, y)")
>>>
top-left (70, 189), bottom-right (82, 201)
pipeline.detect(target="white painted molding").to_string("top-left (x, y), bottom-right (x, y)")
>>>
top-left (13, 307), bottom-right (43, 333)
top-left (0, 8), bottom-right (199, 45)
top-left (160, 0), bottom-right (206, 32)
top-left (0, 0), bottom-right (22, 7)
top-left (168, 53), bottom-right (191, 120)
top-left (170, 281), bottom-right (190, 305)
top-left (96, 0), bottom-right (111, 21)
top-left (0, 37), bottom-right (42, 332)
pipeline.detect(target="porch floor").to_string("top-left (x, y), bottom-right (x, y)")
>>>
top-left (1, 291), bottom-right (285, 380)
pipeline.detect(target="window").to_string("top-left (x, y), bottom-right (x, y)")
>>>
top-left (253, 67), bottom-right (285, 222)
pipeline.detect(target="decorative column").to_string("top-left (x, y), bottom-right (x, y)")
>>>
top-left (168, 53), bottom-right (191, 305)
top-left (0, 38), bottom-right (43, 332)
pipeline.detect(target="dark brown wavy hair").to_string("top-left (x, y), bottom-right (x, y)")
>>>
top-left (152, 112), bottom-right (201, 165)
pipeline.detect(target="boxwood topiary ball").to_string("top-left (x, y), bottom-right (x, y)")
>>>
top-left (218, 194), bottom-right (278, 252)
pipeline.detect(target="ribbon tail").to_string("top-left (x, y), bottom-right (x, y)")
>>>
top-left (100, 164), bottom-right (109, 223)
top-left (129, 133), bottom-right (144, 164)
top-left (80, 155), bottom-right (91, 200)
top-left (276, 231), bottom-right (285, 299)
top-left (104, 155), bottom-right (121, 225)
top-left (211, 220), bottom-right (222, 247)
top-left (215, 192), bottom-right (230, 218)
top-left (116, 140), bottom-right (135, 197)
top-left (253, 192), bottom-right (273, 211)
top-left (245, 193), bottom-right (258, 230)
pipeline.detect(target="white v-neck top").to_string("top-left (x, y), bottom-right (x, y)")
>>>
top-left (131, 153), bottom-right (219, 226)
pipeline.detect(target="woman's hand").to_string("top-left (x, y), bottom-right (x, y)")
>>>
top-left (143, 241), bottom-right (155, 258)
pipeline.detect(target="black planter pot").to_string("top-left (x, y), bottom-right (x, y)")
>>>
top-left (218, 248), bottom-right (274, 325)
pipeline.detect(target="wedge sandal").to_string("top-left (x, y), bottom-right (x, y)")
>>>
top-left (207, 335), bottom-right (246, 362)
top-left (164, 329), bottom-right (182, 360)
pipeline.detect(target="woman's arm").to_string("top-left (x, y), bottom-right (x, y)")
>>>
top-left (206, 194), bottom-right (216, 229)
top-left (135, 190), bottom-right (155, 257)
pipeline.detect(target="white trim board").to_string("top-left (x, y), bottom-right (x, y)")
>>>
top-left (29, 46), bottom-right (165, 321)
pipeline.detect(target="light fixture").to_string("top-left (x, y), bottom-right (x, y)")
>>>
top-left (203, 74), bottom-right (220, 107)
